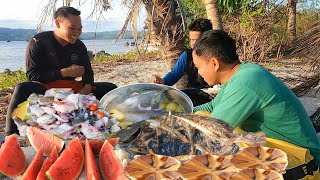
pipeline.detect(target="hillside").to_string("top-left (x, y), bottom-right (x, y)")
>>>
top-left (0, 27), bottom-right (138, 41)
top-left (0, 28), bottom-right (35, 41)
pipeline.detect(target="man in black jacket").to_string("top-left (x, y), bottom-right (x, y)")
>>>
top-left (5, 6), bottom-right (116, 135)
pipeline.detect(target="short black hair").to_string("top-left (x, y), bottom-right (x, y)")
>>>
top-left (193, 30), bottom-right (239, 64)
top-left (188, 18), bottom-right (212, 33)
top-left (54, 6), bottom-right (81, 19)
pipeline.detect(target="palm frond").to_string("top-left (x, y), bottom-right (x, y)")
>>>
top-left (87, 0), bottom-right (112, 20)
top-left (291, 20), bottom-right (320, 72)
top-left (37, 0), bottom-right (112, 32)
top-left (117, 0), bottom-right (143, 40)
top-left (37, 0), bottom-right (59, 32)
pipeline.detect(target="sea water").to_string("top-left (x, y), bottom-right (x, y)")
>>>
top-left (0, 39), bottom-right (138, 73)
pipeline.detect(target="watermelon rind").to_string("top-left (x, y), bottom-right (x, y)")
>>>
top-left (27, 127), bottom-right (64, 156)
top-left (0, 172), bottom-right (6, 178)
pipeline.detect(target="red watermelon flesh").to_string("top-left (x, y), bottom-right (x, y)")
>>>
top-left (46, 138), bottom-right (84, 180)
top-left (81, 138), bottom-right (119, 157)
top-left (85, 140), bottom-right (102, 180)
top-left (27, 126), bottom-right (64, 156)
top-left (21, 146), bottom-right (43, 180)
top-left (99, 140), bottom-right (127, 180)
top-left (0, 134), bottom-right (26, 177)
top-left (36, 146), bottom-right (58, 180)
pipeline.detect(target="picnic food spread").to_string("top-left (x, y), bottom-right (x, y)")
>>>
top-left (0, 84), bottom-right (289, 179)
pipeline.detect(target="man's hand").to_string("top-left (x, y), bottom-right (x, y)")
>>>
top-left (61, 64), bottom-right (85, 77)
top-left (79, 84), bottom-right (92, 95)
top-left (153, 75), bottom-right (164, 84)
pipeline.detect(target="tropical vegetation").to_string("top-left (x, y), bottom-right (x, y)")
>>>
top-left (2, 0), bottom-right (320, 91)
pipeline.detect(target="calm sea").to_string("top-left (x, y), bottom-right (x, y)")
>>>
top-left (0, 39), bottom-right (138, 73)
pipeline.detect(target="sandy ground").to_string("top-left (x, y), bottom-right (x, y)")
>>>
top-left (0, 58), bottom-right (319, 136)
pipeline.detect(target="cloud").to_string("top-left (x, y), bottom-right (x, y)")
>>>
top-left (0, 19), bottom-right (38, 29)
top-left (0, 0), bottom-right (147, 32)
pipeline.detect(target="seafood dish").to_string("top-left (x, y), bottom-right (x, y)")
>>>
top-left (13, 88), bottom-right (122, 140)
top-left (100, 83), bottom-right (193, 122)
top-left (115, 113), bottom-right (266, 158)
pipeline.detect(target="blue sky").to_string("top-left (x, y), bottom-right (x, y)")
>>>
top-left (0, 0), bottom-right (146, 32)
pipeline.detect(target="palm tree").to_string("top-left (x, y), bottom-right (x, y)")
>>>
top-left (140, 0), bottom-right (187, 88)
top-left (287, 0), bottom-right (297, 46)
top-left (202, 0), bottom-right (223, 30)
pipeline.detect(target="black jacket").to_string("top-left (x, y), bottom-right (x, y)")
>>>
top-left (26, 31), bottom-right (94, 85)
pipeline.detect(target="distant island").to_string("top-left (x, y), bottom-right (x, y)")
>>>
top-left (0, 27), bottom-right (140, 41)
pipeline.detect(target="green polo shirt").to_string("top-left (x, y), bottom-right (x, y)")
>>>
top-left (194, 62), bottom-right (320, 163)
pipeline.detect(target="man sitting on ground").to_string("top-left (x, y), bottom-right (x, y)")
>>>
top-left (153, 18), bottom-right (213, 106)
top-left (5, 6), bottom-right (116, 135)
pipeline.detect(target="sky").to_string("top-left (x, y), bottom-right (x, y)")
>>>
top-left (0, 0), bottom-right (146, 32)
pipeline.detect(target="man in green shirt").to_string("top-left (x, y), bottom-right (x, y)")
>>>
top-left (192, 30), bottom-right (320, 177)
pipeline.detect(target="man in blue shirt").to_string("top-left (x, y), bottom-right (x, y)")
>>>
top-left (153, 18), bottom-right (213, 106)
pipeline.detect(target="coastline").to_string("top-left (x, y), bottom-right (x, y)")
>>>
top-left (0, 39), bottom-right (141, 73)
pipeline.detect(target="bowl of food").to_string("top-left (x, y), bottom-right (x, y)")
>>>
top-left (100, 83), bottom-right (193, 123)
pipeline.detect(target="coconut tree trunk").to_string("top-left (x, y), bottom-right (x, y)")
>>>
top-left (64, 0), bottom-right (72, 6)
top-left (287, 0), bottom-right (297, 46)
top-left (202, 0), bottom-right (223, 30)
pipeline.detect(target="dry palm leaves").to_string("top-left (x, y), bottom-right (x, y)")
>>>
top-left (125, 147), bottom-right (288, 180)
top-left (125, 154), bottom-right (182, 179)
top-left (291, 73), bottom-right (320, 97)
top-left (291, 20), bottom-right (320, 72)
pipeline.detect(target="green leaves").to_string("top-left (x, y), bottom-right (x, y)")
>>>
top-left (0, 68), bottom-right (27, 90)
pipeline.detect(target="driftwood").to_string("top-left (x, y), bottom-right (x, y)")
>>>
top-left (291, 73), bottom-right (320, 97)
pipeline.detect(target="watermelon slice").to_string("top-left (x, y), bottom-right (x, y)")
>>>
top-left (46, 138), bottom-right (84, 180)
top-left (85, 140), bottom-right (102, 180)
top-left (80, 138), bottom-right (119, 157)
top-left (36, 146), bottom-right (58, 180)
top-left (0, 134), bottom-right (26, 177)
top-left (21, 146), bottom-right (43, 180)
top-left (99, 140), bottom-right (127, 180)
top-left (27, 126), bottom-right (64, 156)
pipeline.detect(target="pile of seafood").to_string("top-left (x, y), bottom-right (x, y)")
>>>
top-left (13, 89), bottom-right (124, 140)
top-left (12, 85), bottom-right (190, 140)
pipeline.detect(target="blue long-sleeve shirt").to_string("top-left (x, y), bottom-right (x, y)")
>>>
top-left (163, 51), bottom-right (188, 86)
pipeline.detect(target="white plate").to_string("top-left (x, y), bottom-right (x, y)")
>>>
top-left (202, 85), bottom-right (221, 94)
